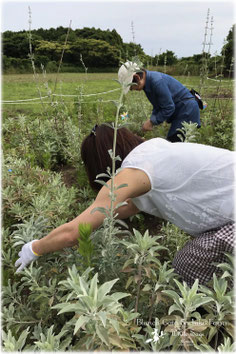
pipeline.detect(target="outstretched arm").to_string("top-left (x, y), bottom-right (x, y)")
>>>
top-left (33, 197), bottom-right (139, 256)
top-left (15, 168), bottom-right (149, 271)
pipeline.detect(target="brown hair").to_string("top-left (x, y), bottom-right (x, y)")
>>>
top-left (81, 124), bottom-right (144, 191)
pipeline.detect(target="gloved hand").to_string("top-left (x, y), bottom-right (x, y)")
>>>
top-left (15, 241), bottom-right (40, 273)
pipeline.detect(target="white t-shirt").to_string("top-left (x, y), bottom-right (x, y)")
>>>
top-left (121, 138), bottom-right (235, 235)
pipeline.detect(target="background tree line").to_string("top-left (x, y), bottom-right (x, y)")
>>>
top-left (2, 25), bottom-right (234, 76)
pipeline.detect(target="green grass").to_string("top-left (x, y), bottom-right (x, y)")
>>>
top-left (3, 72), bottom-right (233, 106)
top-left (2, 73), bottom-right (120, 119)
top-left (2, 73), bottom-right (119, 102)
top-left (2, 72), bottom-right (234, 150)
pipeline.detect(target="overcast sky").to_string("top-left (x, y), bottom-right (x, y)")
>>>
top-left (1, 0), bottom-right (235, 58)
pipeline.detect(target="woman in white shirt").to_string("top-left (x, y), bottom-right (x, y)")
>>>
top-left (15, 124), bottom-right (235, 285)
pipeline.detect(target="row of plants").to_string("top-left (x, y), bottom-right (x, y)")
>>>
top-left (2, 222), bottom-right (234, 351)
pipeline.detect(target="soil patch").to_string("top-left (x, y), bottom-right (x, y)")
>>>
top-left (56, 165), bottom-right (78, 188)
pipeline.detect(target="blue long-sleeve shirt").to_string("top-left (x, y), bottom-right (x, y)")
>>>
top-left (144, 70), bottom-right (194, 125)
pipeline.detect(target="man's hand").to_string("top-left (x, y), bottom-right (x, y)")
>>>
top-left (15, 241), bottom-right (40, 273)
top-left (142, 119), bottom-right (154, 131)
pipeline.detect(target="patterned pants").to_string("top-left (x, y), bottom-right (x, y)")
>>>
top-left (172, 223), bottom-right (235, 286)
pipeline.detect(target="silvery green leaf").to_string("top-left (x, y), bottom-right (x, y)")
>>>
top-left (53, 303), bottom-right (79, 315)
top-left (91, 206), bottom-right (108, 216)
top-left (12, 240), bottom-right (24, 247)
top-left (168, 303), bottom-right (183, 315)
top-left (115, 183), bottom-right (128, 190)
top-left (192, 297), bottom-right (213, 309)
top-left (162, 290), bottom-right (181, 304)
top-left (106, 166), bottom-right (111, 174)
top-left (98, 311), bottom-right (107, 327)
top-left (125, 276), bottom-right (134, 289)
top-left (113, 212), bottom-right (119, 219)
top-left (174, 279), bottom-right (187, 296)
top-left (110, 292), bottom-right (130, 302)
top-left (97, 278), bottom-right (119, 301)
top-left (108, 149), bottom-right (113, 159)
top-left (114, 219), bottom-right (128, 229)
top-left (188, 279), bottom-right (199, 298)
top-left (115, 167), bottom-right (123, 175)
top-left (103, 122), bottom-right (114, 129)
top-left (16, 327), bottom-right (30, 350)
top-left (96, 173), bottom-right (110, 179)
top-left (127, 82), bottom-right (137, 87)
top-left (122, 258), bottom-right (134, 270)
top-left (151, 245), bottom-right (168, 252)
top-left (114, 201), bottom-right (127, 209)
top-left (74, 315), bottom-right (89, 334)
top-left (95, 324), bottom-right (110, 346)
top-left (79, 295), bottom-right (95, 310)
top-left (220, 270), bottom-right (231, 278)
top-left (109, 318), bottom-right (120, 334)
top-left (94, 180), bottom-right (109, 188)
top-left (134, 253), bottom-right (139, 264)
top-left (79, 277), bottom-right (89, 296)
top-left (2, 328), bottom-right (30, 351)
top-left (191, 311), bottom-right (202, 321)
top-left (114, 155), bottom-right (122, 162)
top-left (177, 133), bottom-right (184, 142)
top-left (88, 273), bottom-right (98, 301)
top-left (142, 284), bottom-right (152, 292)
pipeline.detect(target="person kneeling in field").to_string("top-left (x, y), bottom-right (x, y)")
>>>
top-left (15, 125), bottom-right (235, 286)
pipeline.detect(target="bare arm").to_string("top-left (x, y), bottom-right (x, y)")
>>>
top-left (32, 168), bottom-right (149, 256)
top-left (116, 198), bottom-right (140, 219)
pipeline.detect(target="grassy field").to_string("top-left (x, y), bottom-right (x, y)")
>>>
top-left (2, 72), bottom-right (234, 147)
top-left (2, 73), bottom-right (120, 118)
top-left (2, 72), bottom-right (233, 119)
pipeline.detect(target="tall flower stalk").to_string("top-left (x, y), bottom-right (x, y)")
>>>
top-left (109, 89), bottom-right (124, 226)
top-left (107, 62), bottom-right (141, 234)
top-left (92, 63), bottom-right (138, 277)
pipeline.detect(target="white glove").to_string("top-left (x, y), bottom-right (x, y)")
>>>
top-left (15, 241), bottom-right (40, 273)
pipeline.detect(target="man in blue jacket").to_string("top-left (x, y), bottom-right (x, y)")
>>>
top-left (118, 61), bottom-right (201, 142)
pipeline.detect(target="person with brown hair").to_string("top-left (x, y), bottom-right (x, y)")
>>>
top-left (15, 125), bottom-right (235, 286)
top-left (81, 124), bottom-right (144, 191)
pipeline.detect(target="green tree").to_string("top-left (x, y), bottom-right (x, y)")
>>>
top-left (3, 32), bottom-right (29, 58)
top-left (69, 38), bottom-right (120, 67)
top-left (74, 27), bottom-right (123, 49)
top-left (2, 26), bottom-right (147, 72)
top-left (34, 40), bottom-right (70, 61)
top-left (154, 50), bottom-right (177, 66)
top-left (122, 42), bottom-right (146, 62)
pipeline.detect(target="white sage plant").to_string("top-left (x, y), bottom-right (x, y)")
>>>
top-left (177, 121), bottom-right (200, 143)
top-left (90, 63), bottom-right (142, 277)
top-left (52, 266), bottom-right (136, 350)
